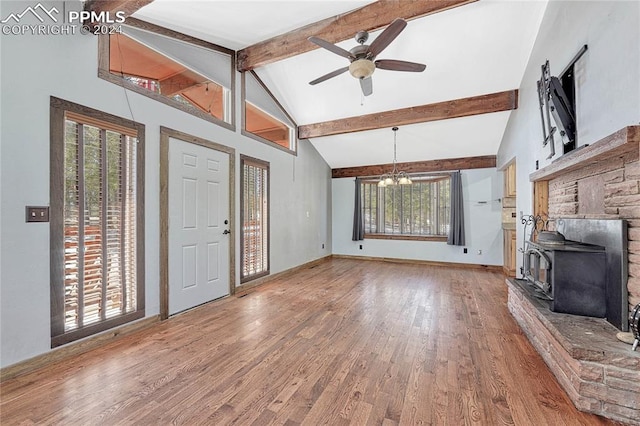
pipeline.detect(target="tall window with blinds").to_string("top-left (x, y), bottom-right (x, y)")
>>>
top-left (240, 156), bottom-right (269, 282)
top-left (50, 98), bottom-right (144, 347)
top-left (362, 176), bottom-right (450, 239)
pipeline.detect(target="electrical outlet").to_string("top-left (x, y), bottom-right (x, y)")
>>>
top-left (359, 245), bottom-right (363, 250)
top-left (477, 249), bottom-right (482, 255)
top-left (463, 248), bottom-right (468, 254)
top-left (322, 243), bottom-right (325, 249)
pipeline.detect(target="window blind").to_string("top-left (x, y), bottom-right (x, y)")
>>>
top-left (241, 158), bottom-right (269, 281)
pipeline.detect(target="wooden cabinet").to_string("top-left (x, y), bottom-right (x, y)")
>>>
top-left (534, 180), bottom-right (549, 218)
top-left (504, 162), bottom-right (516, 197)
top-left (503, 229), bottom-right (517, 276)
top-left (503, 162), bottom-right (517, 276)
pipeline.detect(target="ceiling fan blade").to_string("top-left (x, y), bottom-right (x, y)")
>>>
top-left (375, 59), bottom-right (426, 72)
top-left (309, 66), bottom-right (349, 85)
top-left (360, 76), bottom-right (373, 96)
top-left (308, 36), bottom-right (353, 60)
top-left (367, 18), bottom-right (407, 58)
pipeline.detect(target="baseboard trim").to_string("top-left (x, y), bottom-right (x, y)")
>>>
top-left (331, 254), bottom-right (503, 272)
top-left (235, 255), bottom-right (332, 296)
top-left (1, 315), bottom-right (160, 382)
top-left (503, 266), bottom-right (516, 277)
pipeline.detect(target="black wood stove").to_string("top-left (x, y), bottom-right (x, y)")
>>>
top-left (521, 217), bottom-right (628, 331)
top-left (524, 239), bottom-right (606, 317)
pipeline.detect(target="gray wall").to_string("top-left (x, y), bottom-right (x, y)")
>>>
top-left (496, 0), bottom-right (640, 276)
top-left (332, 168), bottom-right (504, 266)
top-left (0, 2), bottom-right (331, 367)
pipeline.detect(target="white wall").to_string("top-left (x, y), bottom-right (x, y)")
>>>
top-left (0, 2), bottom-right (331, 367)
top-left (332, 168), bottom-right (504, 266)
top-left (497, 0), bottom-right (640, 276)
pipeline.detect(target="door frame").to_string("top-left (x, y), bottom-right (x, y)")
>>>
top-left (159, 126), bottom-right (236, 320)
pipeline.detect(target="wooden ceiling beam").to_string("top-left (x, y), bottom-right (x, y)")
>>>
top-left (251, 127), bottom-right (290, 142)
top-left (159, 71), bottom-right (207, 97)
top-left (237, 0), bottom-right (477, 72)
top-left (84, 0), bottom-right (155, 20)
top-left (331, 155), bottom-right (496, 178)
top-left (299, 89), bottom-right (518, 139)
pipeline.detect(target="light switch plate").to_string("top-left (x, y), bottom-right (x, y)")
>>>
top-left (26, 206), bottom-right (49, 222)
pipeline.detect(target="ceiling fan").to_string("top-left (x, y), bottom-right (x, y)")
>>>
top-left (308, 18), bottom-right (426, 96)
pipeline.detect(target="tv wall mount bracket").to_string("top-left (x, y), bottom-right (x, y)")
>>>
top-left (537, 45), bottom-right (588, 160)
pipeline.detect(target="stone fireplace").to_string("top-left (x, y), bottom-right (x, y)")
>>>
top-left (507, 125), bottom-right (640, 425)
top-left (531, 126), bottom-right (640, 310)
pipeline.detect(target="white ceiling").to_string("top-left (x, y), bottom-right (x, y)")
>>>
top-left (133, 0), bottom-right (375, 50)
top-left (133, 0), bottom-right (549, 169)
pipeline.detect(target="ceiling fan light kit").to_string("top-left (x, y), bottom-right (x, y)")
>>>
top-left (308, 18), bottom-right (426, 97)
top-left (349, 59), bottom-right (375, 79)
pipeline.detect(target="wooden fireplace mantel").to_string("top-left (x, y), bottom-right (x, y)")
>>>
top-left (530, 125), bottom-right (640, 182)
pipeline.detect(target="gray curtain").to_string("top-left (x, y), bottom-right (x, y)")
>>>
top-left (447, 171), bottom-right (465, 246)
top-left (352, 178), bottom-right (364, 241)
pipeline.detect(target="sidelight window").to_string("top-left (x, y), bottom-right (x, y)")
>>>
top-left (240, 156), bottom-right (270, 282)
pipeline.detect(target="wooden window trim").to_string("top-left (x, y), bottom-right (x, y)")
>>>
top-left (362, 176), bottom-right (451, 238)
top-left (97, 18), bottom-right (235, 131)
top-left (240, 155), bottom-right (270, 283)
top-left (361, 175), bottom-right (450, 185)
top-left (364, 234), bottom-right (448, 242)
top-left (241, 71), bottom-right (298, 155)
top-left (66, 111), bottom-right (138, 138)
top-left (50, 96), bottom-right (145, 347)
top-left (51, 311), bottom-right (145, 348)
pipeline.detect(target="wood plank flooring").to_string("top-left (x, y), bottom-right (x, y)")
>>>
top-left (0, 258), bottom-right (616, 425)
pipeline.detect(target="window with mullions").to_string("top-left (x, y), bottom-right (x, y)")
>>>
top-left (50, 98), bottom-right (145, 348)
top-left (362, 176), bottom-right (450, 240)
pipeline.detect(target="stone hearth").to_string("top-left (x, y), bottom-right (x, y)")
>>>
top-left (507, 278), bottom-right (640, 425)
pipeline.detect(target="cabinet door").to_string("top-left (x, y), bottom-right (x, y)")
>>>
top-left (503, 230), bottom-right (517, 277)
top-left (504, 163), bottom-right (516, 197)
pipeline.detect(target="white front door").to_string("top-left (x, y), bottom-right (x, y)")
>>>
top-left (168, 138), bottom-right (230, 315)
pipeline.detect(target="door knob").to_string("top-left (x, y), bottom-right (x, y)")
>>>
top-left (223, 229), bottom-right (231, 235)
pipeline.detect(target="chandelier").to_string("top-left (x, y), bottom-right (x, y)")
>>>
top-left (378, 126), bottom-right (412, 187)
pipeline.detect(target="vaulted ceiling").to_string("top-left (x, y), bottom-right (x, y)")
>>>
top-left (101, 0), bottom-right (549, 170)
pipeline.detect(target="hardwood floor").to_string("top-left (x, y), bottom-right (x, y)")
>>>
top-left (1, 258), bottom-right (616, 425)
